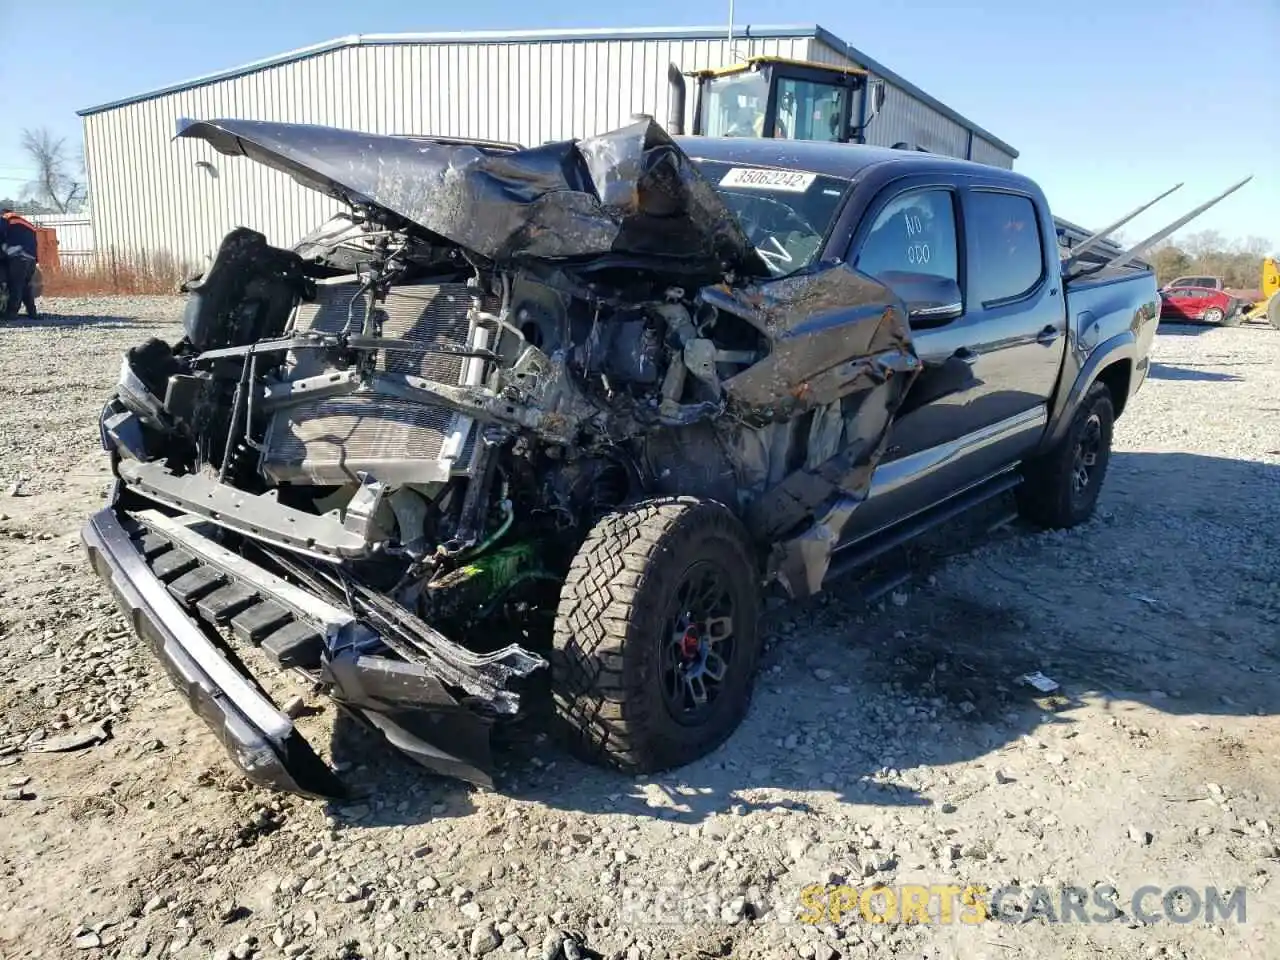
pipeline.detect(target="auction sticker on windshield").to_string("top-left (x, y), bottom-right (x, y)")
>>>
top-left (719, 167), bottom-right (818, 193)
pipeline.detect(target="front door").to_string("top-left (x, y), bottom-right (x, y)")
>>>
top-left (839, 178), bottom-right (1064, 540)
top-left (1167, 289), bottom-right (1201, 319)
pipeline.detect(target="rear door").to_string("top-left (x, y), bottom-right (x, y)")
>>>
top-left (956, 188), bottom-right (1066, 430)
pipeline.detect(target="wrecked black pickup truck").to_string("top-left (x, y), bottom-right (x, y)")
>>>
top-left (82, 118), bottom-right (1235, 798)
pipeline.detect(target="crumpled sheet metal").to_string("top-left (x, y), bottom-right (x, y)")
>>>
top-left (715, 264), bottom-right (919, 422)
top-left (710, 265), bottom-right (923, 596)
top-left (178, 117), bottom-right (769, 282)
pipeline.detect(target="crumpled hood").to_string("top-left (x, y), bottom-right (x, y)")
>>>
top-left (178, 117), bottom-right (770, 280)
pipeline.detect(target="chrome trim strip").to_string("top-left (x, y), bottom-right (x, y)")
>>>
top-left (911, 301), bottom-right (963, 318)
top-left (868, 405), bottom-right (1046, 499)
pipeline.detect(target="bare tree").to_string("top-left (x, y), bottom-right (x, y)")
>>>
top-left (1181, 229), bottom-right (1226, 258)
top-left (19, 127), bottom-right (84, 213)
top-left (1237, 235), bottom-right (1273, 259)
top-left (1152, 245), bottom-right (1193, 284)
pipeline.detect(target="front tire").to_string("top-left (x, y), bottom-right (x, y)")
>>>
top-left (1016, 382), bottom-right (1115, 529)
top-left (552, 497), bottom-right (762, 773)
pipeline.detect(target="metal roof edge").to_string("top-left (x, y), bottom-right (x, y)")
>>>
top-left (811, 25), bottom-right (1019, 159)
top-left (76, 24), bottom-right (823, 116)
top-left (77, 34), bottom-right (363, 116)
top-left (75, 21), bottom-right (1018, 159)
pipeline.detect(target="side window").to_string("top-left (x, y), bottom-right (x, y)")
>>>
top-left (855, 188), bottom-right (957, 293)
top-left (966, 191), bottom-right (1045, 306)
top-left (775, 78), bottom-right (848, 141)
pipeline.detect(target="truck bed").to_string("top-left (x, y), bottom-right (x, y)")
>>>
top-left (1055, 216), bottom-right (1151, 273)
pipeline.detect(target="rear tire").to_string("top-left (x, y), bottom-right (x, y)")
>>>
top-left (1203, 306), bottom-right (1226, 325)
top-left (1016, 382), bottom-right (1114, 529)
top-left (552, 497), bottom-right (762, 773)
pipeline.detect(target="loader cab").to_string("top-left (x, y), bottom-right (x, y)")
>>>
top-left (673, 57), bottom-right (885, 144)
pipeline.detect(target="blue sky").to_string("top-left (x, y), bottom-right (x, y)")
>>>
top-left (1, 0), bottom-right (1276, 252)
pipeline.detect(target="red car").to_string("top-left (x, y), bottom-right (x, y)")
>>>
top-left (1158, 285), bottom-right (1241, 325)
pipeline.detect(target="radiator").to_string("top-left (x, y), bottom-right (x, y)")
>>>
top-left (261, 277), bottom-right (490, 486)
top-left (289, 277), bottom-right (481, 384)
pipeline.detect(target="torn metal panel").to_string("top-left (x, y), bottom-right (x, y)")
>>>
top-left (178, 118), bottom-right (770, 282)
top-left (713, 264), bottom-right (919, 422)
top-left (685, 265), bottom-right (924, 597)
top-left (706, 268), bottom-right (922, 595)
top-left (325, 652), bottom-right (499, 787)
top-left (117, 459), bottom-right (377, 559)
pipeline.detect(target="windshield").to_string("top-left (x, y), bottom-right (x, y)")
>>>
top-left (701, 72), bottom-right (772, 138)
top-left (693, 159), bottom-right (850, 276)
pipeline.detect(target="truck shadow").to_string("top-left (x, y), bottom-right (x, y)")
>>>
top-left (1148, 362), bottom-right (1243, 382)
top-left (1155, 320), bottom-right (1223, 336)
top-left (335, 449), bottom-right (1279, 828)
top-left (0, 312), bottom-right (145, 329)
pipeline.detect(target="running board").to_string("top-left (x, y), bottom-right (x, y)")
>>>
top-left (823, 469), bottom-right (1023, 586)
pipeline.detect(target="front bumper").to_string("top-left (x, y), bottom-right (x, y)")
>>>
top-left (82, 501), bottom-right (536, 798)
top-left (82, 506), bottom-right (345, 797)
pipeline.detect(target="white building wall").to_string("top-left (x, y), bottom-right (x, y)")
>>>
top-left (83, 35), bottom-right (814, 265)
top-left (969, 135), bottom-right (1013, 168)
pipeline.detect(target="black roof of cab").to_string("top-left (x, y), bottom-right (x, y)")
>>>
top-left (674, 135), bottom-right (1036, 190)
top-left (674, 136), bottom-right (1057, 270)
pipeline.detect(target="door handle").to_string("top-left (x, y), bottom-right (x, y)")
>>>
top-left (952, 347), bottom-right (979, 365)
top-left (1036, 325), bottom-right (1061, 345)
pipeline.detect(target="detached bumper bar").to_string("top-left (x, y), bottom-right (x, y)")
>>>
top-left (82, 507), bottom-right (345, 798)
top-left (81, 500), bottom-right (529, 797)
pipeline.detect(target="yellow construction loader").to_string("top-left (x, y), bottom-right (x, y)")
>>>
top-left (1242, 257), bottom-right (1280, 328)
top-left (667, 57), bottom-right (887, 146)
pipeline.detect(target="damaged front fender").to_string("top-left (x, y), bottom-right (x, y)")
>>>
top-left (706, 265), bottom-right (924, 597)
top-left (710, 263), bottom-right (919, 422)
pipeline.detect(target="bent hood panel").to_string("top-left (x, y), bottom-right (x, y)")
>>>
top-left (178, 118), bottom-right (769, 279)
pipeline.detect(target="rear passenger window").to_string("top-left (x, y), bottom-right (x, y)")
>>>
top-left (854, 189), bottom-right (959, 290)
top-left (966, 192), bottom-right (1045, 306)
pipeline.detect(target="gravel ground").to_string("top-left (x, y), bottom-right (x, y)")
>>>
top-left (1, 298), bottom-right (1278, 960)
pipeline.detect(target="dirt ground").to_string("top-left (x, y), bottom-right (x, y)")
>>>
top-left (1, 298), bottom-right (1277, 960)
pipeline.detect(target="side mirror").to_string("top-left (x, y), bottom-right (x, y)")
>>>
top-left (867, 79), bottom-right (887, 122)
top-left (900, 274), bottom-right (964, 325)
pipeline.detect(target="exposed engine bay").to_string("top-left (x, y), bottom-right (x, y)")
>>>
top-left (93, 118), bottom-right (921, 792)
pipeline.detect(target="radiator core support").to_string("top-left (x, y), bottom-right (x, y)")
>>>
top-left (260, 277), bottom-right (494, 486)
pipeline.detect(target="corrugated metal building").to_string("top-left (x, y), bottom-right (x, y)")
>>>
top-left (77, 24), bottom-right (1018, 265)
